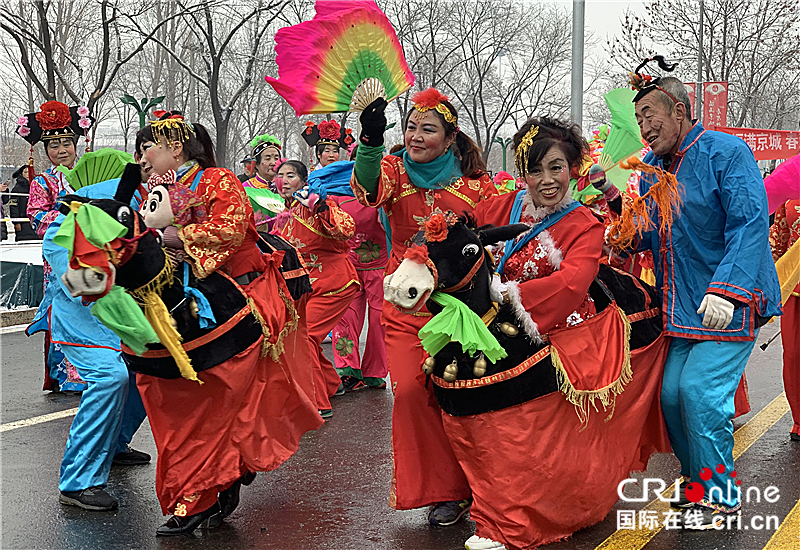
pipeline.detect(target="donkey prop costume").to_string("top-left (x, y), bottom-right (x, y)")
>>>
top-left (385, 210), bottom-right (671, 550)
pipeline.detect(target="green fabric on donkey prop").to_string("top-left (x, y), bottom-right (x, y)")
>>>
top-left (91, 285), bottom-right (160, 355)
top-left (418, 291), bottom-right (507, 364)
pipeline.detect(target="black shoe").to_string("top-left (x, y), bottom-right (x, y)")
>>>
top-left (790, 432), bottom-right (800, 442)
top-left (156, 502), bottom-right (222, 536)
top-left (319, 408), bottom-right (333, 419)
top-left (428, 499), bottom-right (472, 526)
top-left (341, 375), bottom-right (366, 392)
top-left (112, 445), bottom-right (151, 466)
top-left (671, 479), bottom-right (695, 509)
top-left (218, 471), bottom-right (256, 519)
top-left (60, 486), bottom-right (118, 511)
top-left (333, 383), bottom-right (346, 396)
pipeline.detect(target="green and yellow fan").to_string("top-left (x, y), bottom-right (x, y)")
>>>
top-left (265, 1), bottom-right (415, 115)
top-left (245, 187), bottom-right (285, 218)
top-left (597, 88), bottom-right (645, 189)
top-left (56, 148), bottom-right (135, 190)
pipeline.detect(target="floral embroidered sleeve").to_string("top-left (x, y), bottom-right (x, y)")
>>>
top-left (769, 203), bottom-right (790, 262)
top-left (352, 154), bottom-right (399, 209)
top-left (27, 176), bottom-right (60, 237)
top-left (316, 198), bottom-right (355, 241)
top-left (179, 169), bottom-right (251, 278)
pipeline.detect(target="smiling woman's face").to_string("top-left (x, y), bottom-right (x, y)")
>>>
top-left (524, 145), bottom-right (571, 207)
top-left (403, 110), bottom-right (453, 164)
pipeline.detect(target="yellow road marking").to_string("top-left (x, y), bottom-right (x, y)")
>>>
top-left (0, 407), bottom-right (79, 432)
top-left (595, 392), bottom-right (790, 550)
top-left (762, 498), bottom-right (800, 550)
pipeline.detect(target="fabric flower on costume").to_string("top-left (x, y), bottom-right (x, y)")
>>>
top-left (335, 337), bottom-right (355, 357)
top-left (36, 101), bottom-right (72, 130)
top-left (78, 117), bottom-right (91, 129)
top-left (424, 213), bottom-right (449, 242)
top-left (318, 119), bottom-right (341, 141)
top-left (17, 116), bottom-right (28, 126)
top-left (18, 126), bottom-right (30, 137)
top-left (77, 106), bottom-right (90, 117)
top-left (355, 240), bottom-right (381, 263)
top-left (304, 121), bottom-right (315, 135)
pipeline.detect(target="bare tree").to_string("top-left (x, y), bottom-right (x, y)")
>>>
top-left (608, 0), bottom-right (800, 129)
top-left (128, 0), bottom-right (290, 167)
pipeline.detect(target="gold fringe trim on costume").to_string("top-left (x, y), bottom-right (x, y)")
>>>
top-left (607, 157), bottom-right (683, 252)
top-left (129, 250), bottom-right (175, 303)
top-left (550, 307), bottom-right (632, 429)
top-left (141, 290), bottom-right (201, 384)
top-left (270, 286), bottom-right (299, 361)
top-left (247, 296), bottom-right (273, 358)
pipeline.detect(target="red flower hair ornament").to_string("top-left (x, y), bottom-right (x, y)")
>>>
top-left (36, 101), bottom-right (72, 130)
top-left (318, 119), bottom-right (341, 141)
top-left (424, 212), bottom-right (449, 242)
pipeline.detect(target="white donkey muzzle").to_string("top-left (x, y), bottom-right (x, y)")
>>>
top-left (384, 259), bottom-right (434, 313)
top-left (61, 264), bottom-right (115, 298)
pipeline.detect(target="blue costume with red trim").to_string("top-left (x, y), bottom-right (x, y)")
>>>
top-left (638, 122), bottom-right (781, 510)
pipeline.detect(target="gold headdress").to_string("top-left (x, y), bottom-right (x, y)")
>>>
top-left (412, 88), bottom-right (457, 125)
top-left (514, 125), bottom-right (539, 177)
top-left (150, 110), bottom-right (195, 145)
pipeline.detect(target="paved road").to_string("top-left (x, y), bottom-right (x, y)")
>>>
top-left (1, 322), bottom-right (798, 550)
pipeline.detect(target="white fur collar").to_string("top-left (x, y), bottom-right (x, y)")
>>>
top-left (521, 191), bottom-right (575, 222)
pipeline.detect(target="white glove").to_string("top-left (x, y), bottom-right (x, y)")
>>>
top-left (293, 187), bottom-right (321, 212)
top-left (697, 294), bottom-right (735, 329)
top-left (489, 273), bottom-right (509, 304)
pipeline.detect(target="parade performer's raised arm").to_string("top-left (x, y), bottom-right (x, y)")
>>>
top-left (272, 160), bottom-right (359, 417)
top-left (350, 89), bottom-right (496, 525)
top-left (610, 57), bottom-right (782, 528)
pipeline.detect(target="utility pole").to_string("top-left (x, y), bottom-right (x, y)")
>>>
top-left (696, 0), bottom-right (704, 122)
top-left (571, 0), bottom-right (585, 127)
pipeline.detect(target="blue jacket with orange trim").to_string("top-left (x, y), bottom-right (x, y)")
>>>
top-left (638, 122), bottom-right (781, 341)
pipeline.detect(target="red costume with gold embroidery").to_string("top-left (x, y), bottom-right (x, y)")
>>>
top-left (136, 162), bottom-right (322, 518)
top-left (770, 199), bottom-right (800, 437)
top-left (352, 154), bottom-right (496, 509)
top-left (273, 197), bottom-right (358, 411)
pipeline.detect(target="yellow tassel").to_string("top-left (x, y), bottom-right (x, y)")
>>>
top-left (247, 297), bottom-right (272, 358)
top-left (142, 290), bottom-right (201, 384)
top-left (129, 251), bottom-right (174, 304)
top-left (269, 286), bottom-right (300, 361)
top-left (551, 306), bottom-right (633, 429)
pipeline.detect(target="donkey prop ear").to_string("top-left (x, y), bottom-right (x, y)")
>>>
top-left (477, 224), bottom-right (530, 246)
top-left (114, 163), bottom-right (143, 204)
top-left (57, 195), bottom-right (90, 215)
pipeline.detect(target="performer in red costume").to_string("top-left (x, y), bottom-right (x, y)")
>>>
top-left (351, 89), bottom-right (497, 525)
top-left (135, 112), bottom-right (322, 535)
top-left (769, 197), bottom-right (800, 441)
top-left (272, 160), bottom-right (358, 418)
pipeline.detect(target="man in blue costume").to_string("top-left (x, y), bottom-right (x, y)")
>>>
top-left (28, 162), bottom-right (150, 511)
top-left (629, 57), bottom-right (782, 529)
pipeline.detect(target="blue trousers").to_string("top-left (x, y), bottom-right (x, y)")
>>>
top-left (59, 345), bottom-right (147, 492)
top-left (661, 336), bottom-right (756, 507)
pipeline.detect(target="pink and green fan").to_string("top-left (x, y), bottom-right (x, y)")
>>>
top-left (598, 87), bottom-right (645, 191)
top-left (265, 0), bottom-right (415, 115)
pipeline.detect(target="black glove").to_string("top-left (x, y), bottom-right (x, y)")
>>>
top-left (360, 97), bottom-right (388, 147)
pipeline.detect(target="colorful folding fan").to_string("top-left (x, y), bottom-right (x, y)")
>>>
top-left (597, 88), bottom-right (645, 190)
top-left (245, 187), bottom-right (285, 218)
top-left (265, 0), bottom-right (415, 115)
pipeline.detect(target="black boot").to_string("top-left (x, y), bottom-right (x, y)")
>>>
top-left (112, 445), bottom-right (151, 466)
top-left (219, 471), bottom-right (257, 519)
top-left (156, 501), bottom-right (222, 536)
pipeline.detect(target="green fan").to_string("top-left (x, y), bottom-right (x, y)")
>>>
top-left (57, 148), bottom-right (135, 190)
top-left (598, 88), bottom-right (645, 190)
top-left (245, 187), bottom-right (285, 218)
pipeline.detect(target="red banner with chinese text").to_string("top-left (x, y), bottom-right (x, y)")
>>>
top-left (702, 82), bottom-right (728, 128)
top-left (715, 127), bottom-right (800, 160)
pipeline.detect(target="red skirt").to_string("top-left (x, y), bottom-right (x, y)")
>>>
top-left (441, 334), bottom-right (672, 550)
top-left (137, 271), bottom-right (322, 515)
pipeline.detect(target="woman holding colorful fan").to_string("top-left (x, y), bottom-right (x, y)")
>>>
top-left (351, 89), bottom-right (497, 525)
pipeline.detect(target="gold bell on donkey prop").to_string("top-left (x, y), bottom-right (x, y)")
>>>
top-left (499, 322), bottom-right (519, 337)
top-left (189, 298), bottom-right (199, 319)
top-left (422, 356), bottom-right (436, 375)
top-left (473, 355), bottom-right (487, 377)
top-left (443, 359), bottom-right (459, 382)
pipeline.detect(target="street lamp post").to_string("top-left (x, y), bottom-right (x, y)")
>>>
top-left (121, 94), bottom-right (166, 129)
top-left (493, 136), bottom-right (513, 172)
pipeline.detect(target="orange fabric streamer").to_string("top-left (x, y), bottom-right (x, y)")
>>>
top-left (607, 157), bottom-right (683, 251)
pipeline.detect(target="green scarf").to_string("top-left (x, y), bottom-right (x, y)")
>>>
top-left (418, 291), bottom-right (507, 363)
top-left (53, 202), bottom-right (127, 257)
top-left (396, 148), bottom-right (462, 190)
top-left (91, 285), bottom-right (160, 355)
